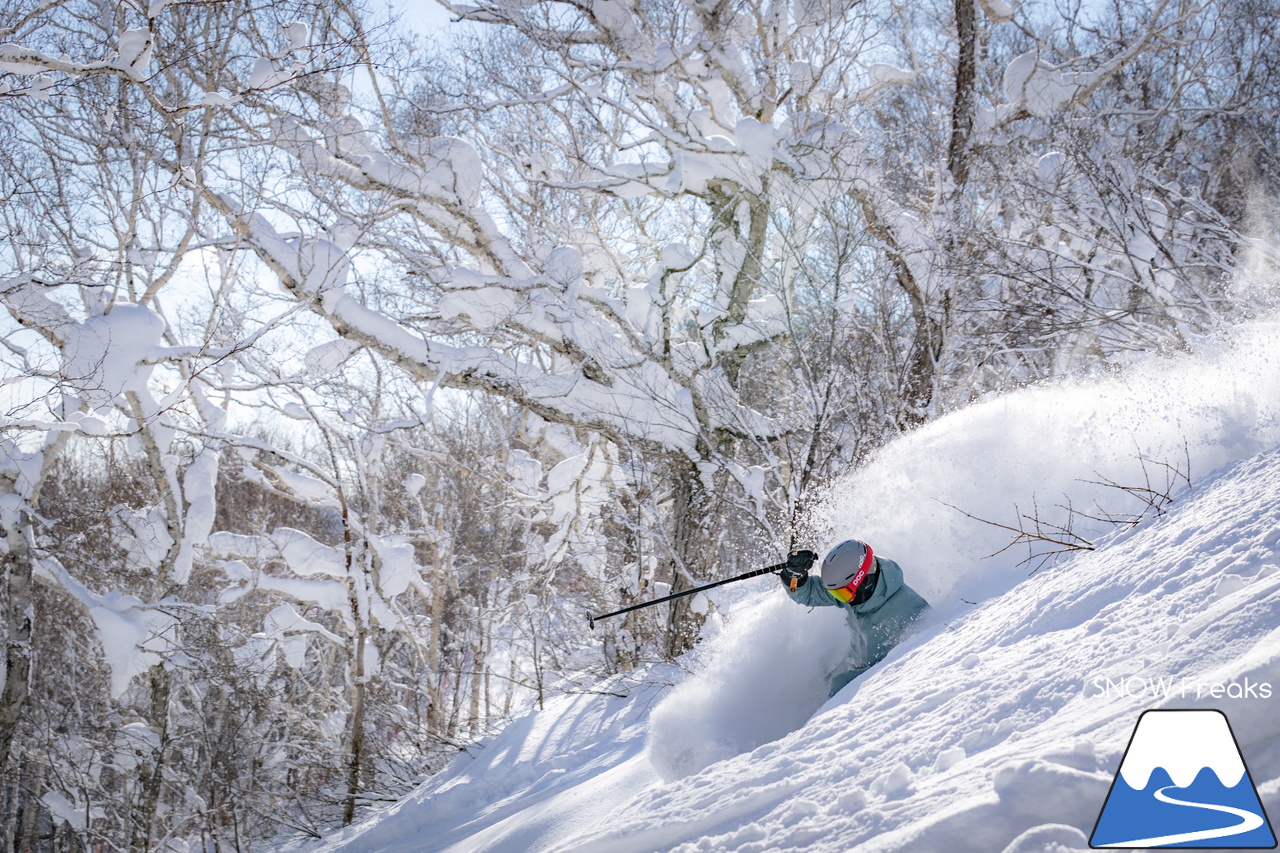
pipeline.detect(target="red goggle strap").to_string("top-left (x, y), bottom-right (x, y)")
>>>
top-left (853, 543), bottom-right (875, 591)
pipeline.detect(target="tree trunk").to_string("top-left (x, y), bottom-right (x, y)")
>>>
top-left (426, 522), bottom-right (446, 735)
top-left (132, 665), bottom-right (173, 853)
top-left (342, 629), bottom-right (367, 826)
top-left (948, 0), bottom-right (978, 186)
top-left (853, 194), bottom-right (946, 426)
top-left (503, 659), bottom-right (517, 717)
top-left (0, 512), bottom-right (34, 775)
top-left (467, 598), bottom-right (485, 734)
top-left (664, 460), bottom-right (711, 658)
top-left (615, 495), bottom-right (645, 671)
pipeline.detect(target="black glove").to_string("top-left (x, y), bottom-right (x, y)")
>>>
top-left (779, 549), bottom-right (817, 592)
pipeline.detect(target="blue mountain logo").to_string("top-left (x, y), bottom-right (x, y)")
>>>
top-left (1091, 710), bottom-right (1276, 848)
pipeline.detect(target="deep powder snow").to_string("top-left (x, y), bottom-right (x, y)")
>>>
top-left (302, 320), bottom-right (1280, 853)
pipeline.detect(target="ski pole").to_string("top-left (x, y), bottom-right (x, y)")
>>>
top-left (587, 550), bottom-right (815, 629)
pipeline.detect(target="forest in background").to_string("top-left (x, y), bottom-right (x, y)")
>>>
top-left (2, 0), bottom-right (1279, 848)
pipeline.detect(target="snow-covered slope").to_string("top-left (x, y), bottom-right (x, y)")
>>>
top-left (303, 323), bottom-right (1280, 853)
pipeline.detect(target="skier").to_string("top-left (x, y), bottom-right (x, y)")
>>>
top-left (779, 539), bottom-right (930, 695)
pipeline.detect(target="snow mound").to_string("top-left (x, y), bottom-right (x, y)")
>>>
top-left (300, 674), bottom-right (666, 853)
top-left (999, 824), bottom-right (1089, 853)
top-left (647, 594), bottom-right (850, 780)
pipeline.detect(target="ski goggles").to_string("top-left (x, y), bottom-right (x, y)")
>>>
top-left (826, 544), bottom-right (875, 603)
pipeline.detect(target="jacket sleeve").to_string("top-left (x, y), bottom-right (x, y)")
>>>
top-left (785, 577), bottom-right (838, 608)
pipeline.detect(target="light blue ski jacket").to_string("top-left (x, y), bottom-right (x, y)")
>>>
top-left (786, 557), bottom-right (930, 680)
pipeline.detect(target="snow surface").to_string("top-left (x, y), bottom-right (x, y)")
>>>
top-left (299, 321), bottom-right (1280, 853)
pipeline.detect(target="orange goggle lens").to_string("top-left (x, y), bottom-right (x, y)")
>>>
top-left (828, 585), bottom-right (857, 603)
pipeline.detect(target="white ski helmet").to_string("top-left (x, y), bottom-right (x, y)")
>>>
top-left (821, 539), bottom-right (877, 603)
